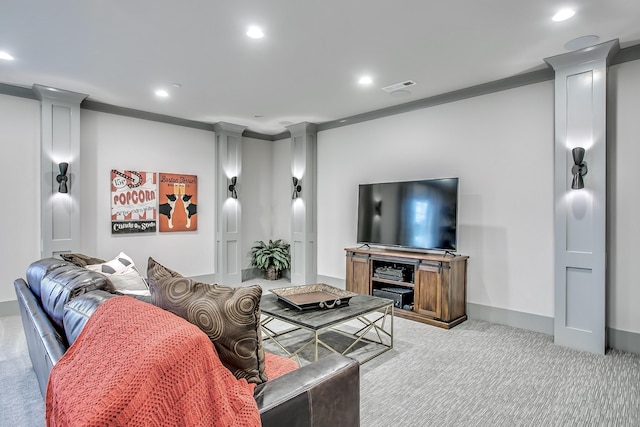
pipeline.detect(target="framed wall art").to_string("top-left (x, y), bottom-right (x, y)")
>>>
top-left (158, 173), bottom-right (198, 232)
top-left (111, 170), bottom-right (157, 234)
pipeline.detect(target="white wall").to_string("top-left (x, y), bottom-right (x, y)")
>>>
top-left (317, 82), bottom-right (556, 318)
top-left (242, 137), bottom-right (274, 268)
top-left (79, 110), bottom-right (216, 277)
top-left (608, 60), bottom-right (640, 334)
top-left (272, 139), bottom-right (293, 243)
top-left (241, 137), bottom-right (292, 270)
top-left (0, 95), bottom-right (41, 303)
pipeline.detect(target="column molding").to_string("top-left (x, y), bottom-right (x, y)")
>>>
top-left (33, 84), bottom-right (87, 258)
top-left (544, 40), bottom-right (619, 354)
top-left (288, 122), bottom-right (317, 285)
top-left (214, 122), bottom-right (246, 284)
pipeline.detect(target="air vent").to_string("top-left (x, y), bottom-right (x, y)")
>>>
top-left (381, 80), bottom-right (417, 93)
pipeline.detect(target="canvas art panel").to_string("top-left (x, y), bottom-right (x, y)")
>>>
top-left (158, 173), bottom-right (198, 232)
top-left (111, 170), bottom-right (157, 234)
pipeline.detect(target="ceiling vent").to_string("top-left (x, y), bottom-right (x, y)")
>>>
top-left (381, 80), bottom-right (416, 93)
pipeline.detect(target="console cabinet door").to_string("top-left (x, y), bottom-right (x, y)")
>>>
top-left (346, 252), bottom-right (370, 295)
top-left (415, 262), bottom-right (442, 319)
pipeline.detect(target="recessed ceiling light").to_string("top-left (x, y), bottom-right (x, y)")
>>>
top-left (0, 51), bottom-right (14, 61)
top-left (247, 26), bottom-right (264, 39)
top-left (358, 76), bottom-right (373, 85)
top-left (155, 89), bottom-right (169, 98)
top-left (552, 8), bottom-right (575, 22)
top-left (172, 83), bottom-right (182, 88)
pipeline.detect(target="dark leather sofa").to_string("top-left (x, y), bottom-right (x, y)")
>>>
top-left (14, 258), bottom-right (360, 427)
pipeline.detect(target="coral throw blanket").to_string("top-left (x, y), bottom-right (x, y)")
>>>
top-left (46, 296), bottom-right (262, 426)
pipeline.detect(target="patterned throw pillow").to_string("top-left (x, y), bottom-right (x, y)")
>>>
top-left (86, 252), bottom-right (149, 295)
top-left (60, 253), bottom-right (106, 268)
top-left (147, 257), bottom-right (267, 384)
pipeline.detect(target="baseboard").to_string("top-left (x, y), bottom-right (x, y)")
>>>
top-left (317, 275), bottom-right (346, 289)
top-left (189, 270), bottom-right (266, 283)
top-left (242, 268), bottom-right (261, 281)
top-left (189, 269), bottom-right (291, 283)
top-left (468, 302), bottom-right (640, 355)
top-left (607, 327), bottom-right (640, 355)
top-left (467, 302), bottom-right (554, 335)
top-left (242, 268), bottom-right (291, 282)
top-left (0, 300), bottom-right (19, 317)
top-left (188, 273), bottom-right (218, 283)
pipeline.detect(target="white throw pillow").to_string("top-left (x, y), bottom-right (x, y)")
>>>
top-left (86, 252), bottom-right (149, 295)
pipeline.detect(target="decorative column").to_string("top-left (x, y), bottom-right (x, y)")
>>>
top-left (214, 122), bottom-right (245, 285)
top-left (33, 85), bottom-right (87, 259)
top-left (287, 122), bottom-right (317, 285)
top-left (545, 40), bottom-right (619, 354)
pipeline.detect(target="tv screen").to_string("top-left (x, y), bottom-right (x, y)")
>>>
top-left (357, 178), bottom-right (459, 251)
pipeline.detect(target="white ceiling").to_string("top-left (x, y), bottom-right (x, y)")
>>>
top-left (2, 1), bottom-right (639, 135)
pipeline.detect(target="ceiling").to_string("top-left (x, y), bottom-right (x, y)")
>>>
top-left (2, 1), bottom-right (639, 135)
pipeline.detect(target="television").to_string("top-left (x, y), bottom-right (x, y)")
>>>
top-left (357, 178), bottom-right (459, 251)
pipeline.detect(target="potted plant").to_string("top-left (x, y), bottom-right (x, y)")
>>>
top-left (250, 239), bottom-right (291, 280)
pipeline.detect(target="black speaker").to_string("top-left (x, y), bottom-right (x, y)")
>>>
top-left (373, 287), bottom-right (413, 308)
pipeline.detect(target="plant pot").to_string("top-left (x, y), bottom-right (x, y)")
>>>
top-left (265, 265), bottom-right (279, 280)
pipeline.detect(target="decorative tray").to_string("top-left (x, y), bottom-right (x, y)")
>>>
top-left (270, 284), bottom-right (358, 311)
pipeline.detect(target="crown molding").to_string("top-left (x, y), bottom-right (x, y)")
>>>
top-left (1, 42), bottom-right (638, 139)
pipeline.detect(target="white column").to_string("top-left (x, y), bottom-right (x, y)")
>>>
top-left (545, 40), bottom-right (619, 354)
top-left (214, 122), bottom-right (245, 284)
top-left (288, 122), bottom-right (317, 285)
top-left (33, 85), bottom-right (87, 259)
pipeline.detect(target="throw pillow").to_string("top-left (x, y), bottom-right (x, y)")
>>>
top-left (60, 253), bottom-right (106, 268)
top-left (147, 257), bottom-right (267, 384)
top-left (86, 252), bottom-right (149, 295)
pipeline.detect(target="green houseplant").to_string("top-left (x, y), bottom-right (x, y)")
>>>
top-left (250, 239), bottom-right (291, 280)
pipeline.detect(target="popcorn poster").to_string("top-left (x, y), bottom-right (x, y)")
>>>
top-left (111, 170), bottom-right (157, 234)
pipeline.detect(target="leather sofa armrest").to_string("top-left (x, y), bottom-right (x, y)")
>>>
top-left (25, 258), bottom-right (71, 299)
top-left (14, 278), bottom-right (67, 397)
top-left (40, 265), bottom-right (115, 329)
top-left (254, 353), bottom-right (360, 427)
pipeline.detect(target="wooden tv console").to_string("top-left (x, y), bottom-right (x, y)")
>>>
top-left (345, 247), bottom-right (468, 329)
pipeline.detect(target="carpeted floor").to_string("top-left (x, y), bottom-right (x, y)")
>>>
top-left (2, 280), bottom-right (639, 426)
top-left (0, 314), bottom-right (46, 425)
top-left (356, 318), bottom-right (639, 426)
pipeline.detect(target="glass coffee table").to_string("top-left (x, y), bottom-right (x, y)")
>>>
top-left (260, 292), bottom-right (393, 365)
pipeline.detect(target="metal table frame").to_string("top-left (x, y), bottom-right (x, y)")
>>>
top-left (260, 293), bottom-right (394, 365)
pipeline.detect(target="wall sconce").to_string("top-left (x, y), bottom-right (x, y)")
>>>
top-left (292, 177), bottom-right (302, 199)
top-left (56, 162), bottom-right (69, 193)
top-left (374, 200), bottom-right (382, 216)
top-left (571, 147), bottom-right (588, 190)
top-left (228, 176), bottom-right (238, 199)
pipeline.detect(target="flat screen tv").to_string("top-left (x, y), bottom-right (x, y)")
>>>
top-left (357, 178), bottom-right (459, 251)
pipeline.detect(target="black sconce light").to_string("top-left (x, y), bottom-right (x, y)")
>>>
top-left (228, 176), bottom-right (238, 199)
top-left (374, 200), bottom-right (382, 216)
top-left (571, 147), bottom-right (588, 190)
top-left (292, 177), bottom-right (302, 199)
top-left (56, 162), bottom-right (69, 193)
